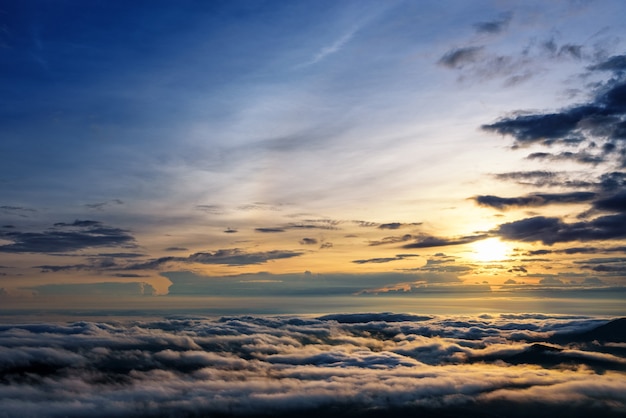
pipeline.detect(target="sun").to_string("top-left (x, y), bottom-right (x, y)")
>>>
top-left (470, 238), bottom-right (510, 262)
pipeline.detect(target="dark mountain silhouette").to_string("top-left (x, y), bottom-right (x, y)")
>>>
top-left (550, 317), bottom-right (626, 344)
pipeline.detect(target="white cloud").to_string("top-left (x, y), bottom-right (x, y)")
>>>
top-left (0, 314), bottom-right (623, 417)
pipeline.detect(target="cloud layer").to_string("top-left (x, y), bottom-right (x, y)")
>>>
top-left (0, 313), bottom-right (624, 417)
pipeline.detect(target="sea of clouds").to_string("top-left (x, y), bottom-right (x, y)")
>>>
top-left (0, 313), bottom-right (625, 417)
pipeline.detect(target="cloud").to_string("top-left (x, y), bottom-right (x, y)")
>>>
top-left (473, 192), bottom-right (596, 210)
top-left (299, 238), bottom-right (318, 245)
top-left (0, 206), bottom-right (37, 217)
top-left (255, 227), bottom-right (286, 233)
top-left (526, 151), bottom-right (606, 165)
top-left (0, 314), bottom-right (623, 417)
top-left (438, 46), bottom-right (484, 69)
top-left (379, 222), bottom-right (402, 229)
top-left (196, 204), bottom-right (223, 214)
top-left (377, 222), bottom-right (420, 230)
top-left (438, 35), bottom-right (589, 86)
top-left (368, 234), bottom-right (414, 246)
top-left (478, 56), bottom-right (626, 248)
top-left (473, 13), bottom-right (512, 34)
top-left (492, 170), bottom-right (599, 189)
top-left (495, 214), bottom-right (626, 245)
top-left (302, 26), bottom-right (359, 67)
top-left (493, 170), bottom-right (560, 186)
top-left (351, 254), bottom-right (418, 264)
top-left (0, 220), bottom-right (135, 253)
top-left (413, 257), bottom-right (473, 273)
top-left (84, 199), bottom-right (124, 210)
top-left (129, 248), bottom-right (304, 269)
top-left (588, 54), bottom-right (626, 72)
top-left (594, 190), bottom-right (626, 212)
top-left (482, 61), bottom-right (626, 160)
top-left (237, 202), bottom-right (283, 211)
top-left (580, 263), bottom-right (626, 273)
top-left (164, 247), bottom-right (189, 251)
top-left (402, 234), bottom-right (488, 249)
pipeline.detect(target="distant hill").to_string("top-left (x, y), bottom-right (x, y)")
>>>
top-left (550, 317), bottom-right (626, 344)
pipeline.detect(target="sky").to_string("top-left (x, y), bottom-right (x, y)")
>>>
top-left (2, 0), bottom-right (626, 314)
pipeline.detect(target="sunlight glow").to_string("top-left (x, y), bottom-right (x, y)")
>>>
top-left (470, 238), bottom-right (510, 262)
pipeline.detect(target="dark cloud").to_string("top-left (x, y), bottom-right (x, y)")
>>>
top-left (113, 273), bottom-right (149, 278)
top-left (508, 266), bottom-right (528, 273)
top-left (412, 257), bottom-right (473, 273)
top-left (484, 108), bottom-right (597, 146)
top-left (379, 222), bottom-right (402, 229)
top-left (495, 214), bottom-right (626, 245)
top-left (493, 170), bottom-right (560, 186)
top-left (437, 39), bottom-right (585, 87)
top-left (492, 170), bottom-right (601, 189)
top-left (526, 151), bottom-right (606, 165)
top-left (473, 191), bottom-right (596, 210)
top-left (236, 222), bottom-right (339, 234)
top-left (319, 242), bottom-right (333, 249)
top-left (524, 245), bottom-right (626, 256)
top-left (287, 222), bottom-right (339, 230)
top-left (84, 199), bottom-right (124, 210)
top-left (183, 248), bottom-right (303, 266)
top-left (575, 257), bottom-right (626, 265)
top-left (438, 46), bottom-right (484, 69)
top-left (351, 254), bottom-right (418, 264)
top-left (479, 57), bottom-right (626, 247)
top-left (0, 221), bottom-right (135, 253)
top-left (482, 72), bottom-right (626, 156)
top-left (368, 234), bottom-right (413, 246)
top-left (196, 204), bottom-right (223, 214)
top-left (35, 263), bottom-right (90, 272)
top-left (540, 39), bottom-right (585, 60)
top-left (0, 206), bottom-right (37, 217)
top-left (563, 245), bottom-right (626, 254)
top-left (0, 315), bottom-right (623, 417)
top-left (589, 54), bottom-right (626, 72)
top-left (473, 13), bottom-right (512, 34)
top-left (580, 263), bottom-right (626, 273)
top-left (224, 228), bottom-right (238, 233)
top-left (53, 220), bottom-right (102, 227)
top-left (255, 227), bottom-right (286, 233)
top-left (96, 252), bottom-right (145, 258)
top-left (600, 172), bottom-right (626, 191)
top-left (128, 248), bottom-right (304, 269)
top-left (557, 43), bottom-right (583, 59)
top-left (594, 190), bottom-right (626, 212)
top-left (377, 222), bottom-right (420, 230)
top-left (299, 238), bottom-right (318, 245)
top-left (353, 220), bottom-right (379, 227)
top-left (164, 247), bottom-right (189, 251)
top-left (402, 234), bottom-right (488, 249)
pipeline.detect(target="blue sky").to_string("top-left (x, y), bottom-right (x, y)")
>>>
top-left (1, 0), bottom-right (626, 312)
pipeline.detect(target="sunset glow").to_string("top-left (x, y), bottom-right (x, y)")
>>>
top-left (471, 238), bottom-right (511, 262)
